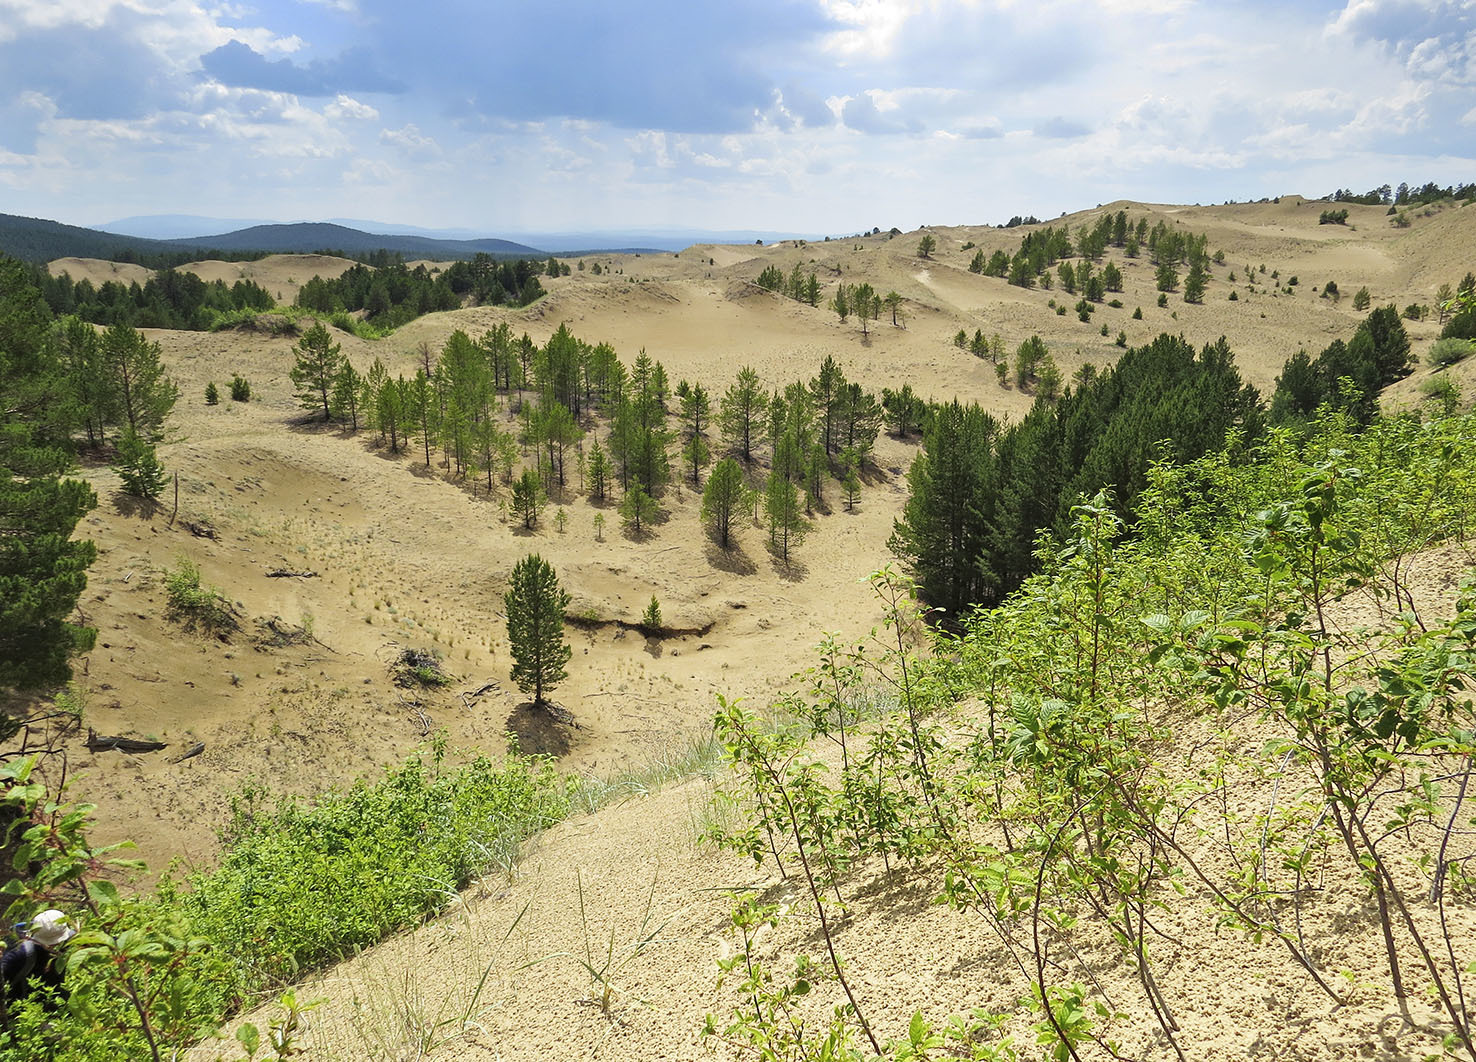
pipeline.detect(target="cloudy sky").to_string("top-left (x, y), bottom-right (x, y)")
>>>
top-left (1, 0), bottom-right (1472, 236)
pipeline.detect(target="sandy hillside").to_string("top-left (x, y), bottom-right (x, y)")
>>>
top-left (23, 194), bottom-right (1476, 1056)
top-left (47, 253), bottom-right (361, 304)
top-left (188, 540), bottom-right (1476, 1062)
top-left (47, 257), bottom-right (153, 288)
top-left (50, 196), bottom-right (1476, 869)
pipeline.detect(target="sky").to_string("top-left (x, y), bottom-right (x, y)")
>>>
top-left (1, 0), bottom-right (1473, 237)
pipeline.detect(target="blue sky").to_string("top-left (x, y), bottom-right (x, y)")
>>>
top-left (1, 0), bottom-right (1472, 235)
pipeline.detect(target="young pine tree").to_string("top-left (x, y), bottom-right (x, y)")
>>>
top-left (512, 467), bottom-right (545, 529)
top-left (504, 554), bottom-right (571, 709)
top-left (764, 470), bottom-right (807, 562)
top-left (290, 321), bottom-right (345, 421)
top-left (619, 479), bottom-right (659, 535)
top-left (701, 457), bottom-right (749, 549)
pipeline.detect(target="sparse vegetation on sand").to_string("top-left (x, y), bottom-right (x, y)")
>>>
top-left (5, 196), bottom-right (1476, 1061)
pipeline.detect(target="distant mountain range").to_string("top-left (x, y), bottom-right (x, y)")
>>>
top-left (2, 213), bottom-right (719, 266)
top-left (95, 214), bottom-right (822, 253)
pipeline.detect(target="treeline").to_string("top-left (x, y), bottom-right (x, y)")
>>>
top-left (32, 251), bottom-right (550, 333)
top-left (1269, 305), bottom-right (1413, 424)
top-left (967, 210), bottom-right (1218, 298)
top-left (755, 263), bottom-right (821, 306)
top-left (893, 307), bottom-right (1419, 621)
top-left (34, 266), bottom-right (274, 330)
top-left (1328, 180), bottom-right (1476, 206)
top-left (296, 322), bottom-right (887, 560)
top-left (890, 332), bottom-right (1261, 619)
top-left (296, 254), bottom-right (545, 330)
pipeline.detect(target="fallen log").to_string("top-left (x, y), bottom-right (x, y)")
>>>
top-left (86, 729), bottom-right (167, 754)
top-left (171, 742), bottom-right (205, 763)
top-left (266, 568), bottom-right (319, 579)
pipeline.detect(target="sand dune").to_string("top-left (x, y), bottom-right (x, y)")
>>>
top-left (38, 195), bottom-right (1476, 1060)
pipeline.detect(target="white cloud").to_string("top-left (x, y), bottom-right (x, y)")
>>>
top-left (325, 94), bottom-right (377, 121)
top-left (379, 123), bottom-right (438, 153)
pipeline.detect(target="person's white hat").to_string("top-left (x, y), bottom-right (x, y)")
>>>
top-left (29, 910), bottom-right (76, 948)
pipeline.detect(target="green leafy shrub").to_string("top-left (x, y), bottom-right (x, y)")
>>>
top-left (230, 375), bottom-right (251, 402)
top-left (204, 382), bottom-right (219, 405)
top-left (1429, 337), bottom-right (1474, 367)
top-left (168, 748), bottom-right (572, 991)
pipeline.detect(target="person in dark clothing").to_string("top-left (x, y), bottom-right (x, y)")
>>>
top-left (1, 910), bottom-right (74, 1012)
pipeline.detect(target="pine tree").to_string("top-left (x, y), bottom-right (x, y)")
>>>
top-left (720, 367), bottom-right (769, 463)
top-left (113, 428), bottom-right (167, 499)
top-left (0, 258), bottom-right (97, 690)
top-left (809, 356), bottom-right (846, 454)
top-left (888, 401), bottom-right (998, 619)
top-left (56, 315), bottom-right (112, 449)
top-left (764, 470), bottom-right (806, 562)
top-left (679, 382), bottom-right (711, 485)
top-left (330, 362), bottom-right (361, 431)
top-left (405, 370), bottom-right (437, 467)
top-left (841, 450), bottom-right (861, 512)
top-left (619, 479), bottom-right (658, 534)
top-left (289, 321), bottom-right (345, 421)
top-left (586, 438), bottom-right (611, 502)
top-left (1183, 261), bottom-right (1207, 303)
top-left (504, 554), bottom-right (570, 708)
top-left (512, 467), bottom-right (544, 529)
top-left (884, 291), bottom-right (903, 326)
top-left (103, 322), bottom-right (178, 439)
top-left (702, 457), bottom-right (749, 549)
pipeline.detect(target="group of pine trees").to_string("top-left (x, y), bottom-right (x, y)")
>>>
top-left (891, 332), bottom-right (1263, 620)
top-left (33, 250), bottom-right (551, 335)
top-left (968, 211), bottom-right (1217, 302)
top-left (755, 262), bottom-right (821, 306)
top-left (35, 266), bottom-right (274, 330)
top-left (296, 320), bottom-right (887, 562)
top-left (296, 253), bottom-right (546, 330)
top-left (1268, 305), bottom-right (1413, 425)
top-left (0, 258), bottom-right (102, 691)
top-left (1328, 180), bottom-right (1476, 206)
top-left (893, 306), bottom-right (1417, 623)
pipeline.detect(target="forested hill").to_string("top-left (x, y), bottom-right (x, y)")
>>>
top-left (0, 213), bottom-right (192, 263)
top-left (0, 213), bottom-right (567, 264)
top-left (168, 222), bottom-right (543, 258)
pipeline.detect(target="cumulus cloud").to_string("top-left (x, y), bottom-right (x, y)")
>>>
top-left (1329, 0), bottom-right (1476, 82)
top-left (325, 95), bottom-right (378, 122)
top-left (353, 0), bottom-right (838, 133)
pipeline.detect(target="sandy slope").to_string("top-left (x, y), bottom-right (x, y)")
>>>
top-left (52, 194), bottom-right (1476, 869)
top-left (29, 195), bottom-right (1476, 1058)
top-left (185, 542), bottom-right (1476, 1062)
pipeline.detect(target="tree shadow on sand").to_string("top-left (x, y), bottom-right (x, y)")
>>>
top-left (767, 547), bottom-right (808, 583)
top-left (704, 540), bottom-right (757, 576)
top-left (109, 490), bottom-right (162, 520)
top-left (505, 700), bottom-right (578, 758)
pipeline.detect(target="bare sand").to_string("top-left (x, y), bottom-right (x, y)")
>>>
top-left (34, 194), bottom-right (1476, 1060)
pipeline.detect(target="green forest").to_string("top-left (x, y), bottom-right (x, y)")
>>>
top-left (30, 252), bottom-right (549, 334)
